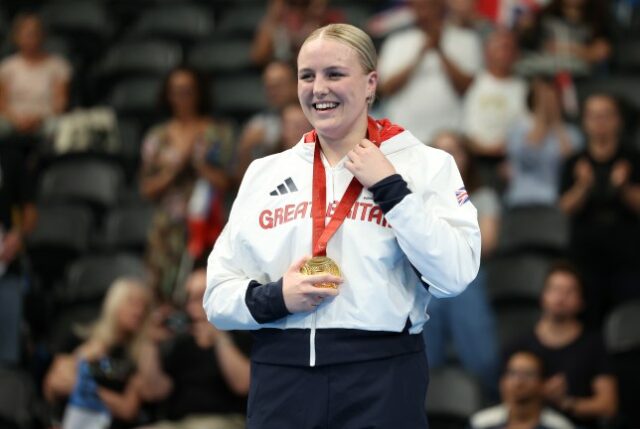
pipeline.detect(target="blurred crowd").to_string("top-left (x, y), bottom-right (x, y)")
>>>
top-left (0, 0), bottom-right (639, 428)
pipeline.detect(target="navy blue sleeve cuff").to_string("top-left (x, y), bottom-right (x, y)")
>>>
top-left (369, 174), bottom-right (412, 214)
top-left (245, 278), bottom-right (291, 324)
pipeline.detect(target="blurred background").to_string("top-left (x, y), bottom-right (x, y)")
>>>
top-left (0, 0), bottom-right (639, 428)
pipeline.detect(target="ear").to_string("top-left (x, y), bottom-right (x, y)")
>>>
top-left (366, 71), bottom-right (378, 96)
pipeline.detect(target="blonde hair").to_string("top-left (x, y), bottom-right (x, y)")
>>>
top-left (79, 277), bottom-right (151, 360)
top-left (301, 23), bottom-right (377, 74)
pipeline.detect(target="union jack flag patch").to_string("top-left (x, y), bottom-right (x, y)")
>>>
top-left (455, 187), bottom-right (469, 206)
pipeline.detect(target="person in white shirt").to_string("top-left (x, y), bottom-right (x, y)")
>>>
top-left (0, 13), bottom-right (71, 137)
top-left (205, 23), bottom-right (480, 428)
top-left (469, 350), bottom-right (575, 429)
top-left (463, 29), bottom-right (528, 158)
top-left (378, 0), bottom-right (483, 144)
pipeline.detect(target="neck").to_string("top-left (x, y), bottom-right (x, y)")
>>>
top-left (589, 137), bottom-right (617, 162)
top-left (173, 112), bottom-right (200, 124)
top-left (508, 401), bottom-right (543, 427)
top-left (537, 314), bottom-right (581, 346)
top-left (21, 50), bottom-right (45, 61)
top-left (317, 117), bottom-right (369, 167)
top-left (489, 66), bottom-right (511, 79)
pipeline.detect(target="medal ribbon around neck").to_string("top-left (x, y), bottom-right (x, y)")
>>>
top-left (307, 116), bottom-right (382, 257)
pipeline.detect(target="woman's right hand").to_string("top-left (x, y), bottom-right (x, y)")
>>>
top-left (282, 256), bottom-right (341, 313)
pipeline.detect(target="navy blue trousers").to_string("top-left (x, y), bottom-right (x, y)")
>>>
top-left (247, 351), bottom-right (429, 429)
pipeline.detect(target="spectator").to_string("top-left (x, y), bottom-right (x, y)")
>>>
top-left (504, 76), bottom-right (581, 207)
top-left (469, 350), bottom-right (575, 429)
top-left (0, 13), bottom-right (71, 138)
top-left (423, 130), bottom-right (500, 395)
top-left (140, 67), bottom-right (234, 300)
top-left (378, 0), bottom-right (483, 143)
top-left (464, 28), bottom-right (527, 158)
top-left (251, 0), bottom-right (345, 67)
top-left (44, 278), bottom-right (153, 429)
top-left (233, 61), bottom-right (297, 181)
top-left (517, 0), bottom-right (612, 76)
top-left (508, 262), bottom-right (618, 428)
top-left (136, 268), bottom-right (250, 429)
top-left (559, 93), bottom-right (640, 325)
top-left (279, 102), bottom-right (312, 151)
top-left (0, 143), bottom-right (37, 366)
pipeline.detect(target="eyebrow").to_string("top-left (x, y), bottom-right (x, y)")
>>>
top-left (298, 66), bottom-right (348, 75)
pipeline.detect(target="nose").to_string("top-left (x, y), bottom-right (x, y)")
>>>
top-left (312, 76), bottom-right (329, 98)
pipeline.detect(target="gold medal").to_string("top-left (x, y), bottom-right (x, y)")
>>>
top-left (300, 256), bottom-right (341, 289)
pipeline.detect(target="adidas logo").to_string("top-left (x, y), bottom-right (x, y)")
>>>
top-left (270, 177), bottom-right (298, 196)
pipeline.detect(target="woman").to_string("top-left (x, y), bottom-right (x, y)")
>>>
top-left (504, 77), bottom-right (582, 207)
top-left (0, 12), bottom-right (71, 137)
top-left (205, 23), bottom-right (480, 428)
top-left (516, 0), bottom-right (611, 76)
top-left (140, 67), bottom-right (234, 300)
top-left (426, 130), bottom-right (500, 396)
top-left (44, 278), bottom-right (152, 429)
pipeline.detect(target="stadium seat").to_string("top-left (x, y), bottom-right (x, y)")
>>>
top-left (188, 39), bottom-right (254, 74)
top-left (498, 206), bottom-right (569, 255)
top-left (614, 40), bottom-right (640, 73)
top-left (0, 9), bottom-right (7, 38)
top-left (216, 5), bottom-right (266, 37)
top-left (126, 3), bottom-right (215, 43)
top-left (605, 300), bottom-right (640, 429)
top-left (38, 159), bottom-right (125, 211)
top-left (426, 365), bottom-right (483, 429)
top-left (102, 204), bottom-right (154, 253)
top-left (605, 300), bottom-right (640, 353)
top-left (96, 40), bottom-right (182, 81)
top-left (577, 75), bottom-right (640, 111)
top-left (26, 204), bottom-right (93, 285)
top-left (342, 5), bottom-right (374, 27)
top-left (39, 1), bottom-right (113, 41)
top-left (486, 254), bottom-right (551, 305)
top-left (108, 77), bottom-right (162, 120)
top-left (212, 73), bottom-right (267, 118)
top-left (0, 368), bottom-right (37, 429)
top-left (495, 303), bottom-right (541, 350)
top-left (58, 253), bottom-right (147, 304)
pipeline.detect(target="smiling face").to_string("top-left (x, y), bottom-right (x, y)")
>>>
top-left (297, 37), bottom-right (377, 142)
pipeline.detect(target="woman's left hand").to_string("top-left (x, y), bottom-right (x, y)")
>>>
top-left (345, 139), bottom-right (396, 188)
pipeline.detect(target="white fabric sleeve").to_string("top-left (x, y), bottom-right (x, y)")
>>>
top-left (385, 154), bottom-right (481, 298)
top-left (204, 165), bottom-right (262, 330)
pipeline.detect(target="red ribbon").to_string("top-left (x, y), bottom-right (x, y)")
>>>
top-left (305, 117), bottom-right (385, 256)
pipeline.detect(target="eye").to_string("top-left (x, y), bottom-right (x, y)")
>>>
top-left (328, 71), bottom-right (344, 80)
top-left (299, 73), bottom-right (314, 82)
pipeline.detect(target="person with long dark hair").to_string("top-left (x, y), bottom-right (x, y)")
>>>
top-left (140, 67), bottom-right (234, 300)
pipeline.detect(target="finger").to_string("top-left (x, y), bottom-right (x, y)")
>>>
top-left (360, 138), bottom-right (375, 148)
top-left (289, 255), bottom-right (312, 273)
top-left (302, 285), bottom-right (340, 297)
top-left (304, 273), bottom-right (343, 285)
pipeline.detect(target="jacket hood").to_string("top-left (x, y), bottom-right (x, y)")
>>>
top-left (292, 117), bottom-right (423, 164)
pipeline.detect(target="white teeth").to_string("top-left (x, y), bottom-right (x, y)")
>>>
top-left (314, 102), bottom-right (338, 110)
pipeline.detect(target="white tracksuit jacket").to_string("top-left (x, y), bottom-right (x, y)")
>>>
top-left (205, 120), bottom-right (481, 367)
